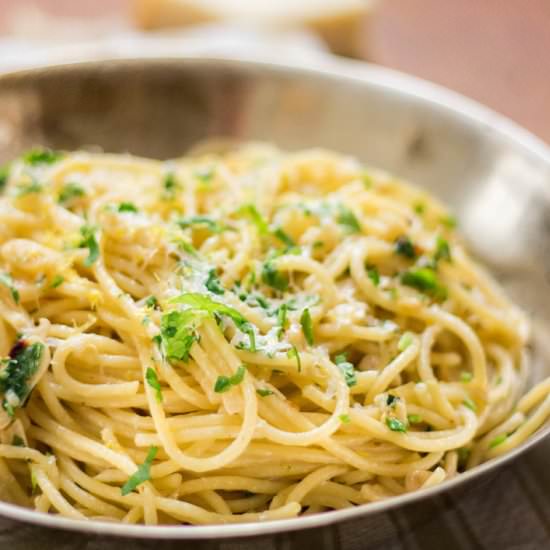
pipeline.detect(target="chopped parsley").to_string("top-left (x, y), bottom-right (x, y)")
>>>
top-left (460, 371), bottom-right (473, 383)
top-left (397, 332), bottom-right (414, 352)
top-left (22, 148), bottom-right (62, 166)
top-left (395, 236), bottom-right (417, 259)
top-left (339, 414), bottom-right (351, 424)
top-left (261, 260), bottom-right (289, 292)
top-left (276, 303), bottom-right (289, 339)
top-left (121, 446), bottom-right (158, 496)
top-left (0, 342), bottom-right (44, 417)
top-left (159, 310), bottom-right (203, 362)
top-left (457, 447), bottom-right (471, 466)
top-left (170, 293), bottom-right (256, 352)
top-left (386, 394), bottom-right (399, 407)
top-left (214, 365), bottom-right (246, 393)
top-left (145, 296), bottom-right (159, 309)
top-left (300, 308), bottom-right (314, 345)
top-left (413, 202), bottom-right (425, 215)
top-left (237, 204), bottom-right (269, 236)
top-left (367, 265), bottom-right (380, 286)
top-left (15, 181), bottom-right (42, 197)
top-left (362, 172), bottom-right (374, 188)
top-left (386, 416), bottom-right (407, 433)
top-left (11, 435), bottom-right (25, 447)
top-left (50, 275), bottom-right (64, 289)
top-left (118, 202), bottom-right (139, 213)
top-left (407, 414), bottom-right (422, 424)
top-left (337, 205), bottom-right (361, 234)
top-left (287, 345), bottom-right (302, 372)
top-left (194, 166), bottom-right (215, 184)
top-left (257, 388), bottom-right (274, 397)
top-left (401, 268), bottom-right (447, 301)
top-left (0, 165), bottom-right (9, 190)
top-left (489, 433), bottom-right (508, 449)
top-left (334, 353), bottom-right (357, 387)
top-left (463, 398), bottom-right (477, 412)
top-left (78, 225), bottom-right (99, 267)
top-left (58, 182), bottom-right (85, 204)
top-left (205, 268), bottom-right (225, 295)
top-left (434, 236), bottom-right (451, 263)
top-left (441, 214), bottom-right (457, 229)
top-left (0, 273), bottom-right (19, 304)
top-left (162, 173), bottom-right (179, 200)
top-left (177, 216), bottom-right (226, 234)
top-left (145, 368), bottom-right (163, 403)
top-left (273, 228), bottom-right (295, 248)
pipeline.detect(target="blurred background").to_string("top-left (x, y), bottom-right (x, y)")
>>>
top-left (0, 0), bottom-right (549, 142)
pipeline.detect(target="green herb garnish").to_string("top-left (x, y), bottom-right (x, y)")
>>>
top-left (397, 332), bottom-right (414, 352)
top-left (145, 368), bottom-right (163, 403)
top-left (257, 388), bottom-right (274, 397)
top-left (11, 435), bottom-right (25, 447)
top-left (273, 228), bottom-right (295, 247)
top-left (441, 214), bottom-right (457, 229)
top-left (463, 398), bottom-right (477, 412)
top-left (413, 202), bottom-right (425, 215)
top-left (460, 371), bottom-right (473, 383)
top-left (23, 148), bottom-right (62, 166)
top-left (118, 202), bottom-right (139, 213)
top-left (177, 216), bottom-right (226, 234)
top-left (0, 273), bottom-right (19, 304)
top-left (120, 446), bottom-right (158, 496)
top-left (339, 414), bottom-right (351, 424)
top-left (58, 182), bottom-right (85, 204)
top-left (214, 365), bottom-right (246, 393)
top-left (401, 268), bottom-right (447, 301)
top-left (334, 353), bottom-right (357, 387)
top-left (0, 342), bottom-right (44, 417)
top-left (407, 414), bottom-right (422, 424)
top-left (78, 225), bottom-right (99, 267)
top-left (386, 416), bottom-right (407, 433)
top-left (15, 181), bottom-right (42, 197)
top-left (50, 275), bottom-right (64, 289)
top-left (261, 260), bottom-right (289, 292)
top-left (0, 165), bottom-right (10, 191)
top-left (434, 236), bottom-right (451, 263)
top-left (395, 236), bottom-right (417, 259)
top-left (170, 293), bottom-right (256, 352)
top-left (237, 204), bottom-right (269, 236)
top-left (367, 265), bottom-right (380, 286)
top-left (337, 205), bottom-right (361, 234)
top-left (287, 345), bottom-right (301, 372)
top-left (489, 433), bottom-right (507, 449)
top-left (300, 308), bottom-right (314, 346)
top-left (205, 268), bottom-right (225, 295)
top-left (145, 296), bottom-right (159, 309)
top-left (162, 173), bottom-right (179, 200)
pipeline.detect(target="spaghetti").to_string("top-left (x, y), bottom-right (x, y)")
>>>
top-left (0, 143), bottom-right (546, 525)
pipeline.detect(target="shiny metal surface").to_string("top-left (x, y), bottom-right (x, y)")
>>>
top-left (0, 56), bottom-right (549, 542)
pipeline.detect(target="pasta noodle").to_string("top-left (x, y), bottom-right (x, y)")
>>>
top-left (0, 143), bottom-right (546, 525)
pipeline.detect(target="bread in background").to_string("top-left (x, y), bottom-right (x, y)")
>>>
top-left (133, 0), bottom-right (378, 57)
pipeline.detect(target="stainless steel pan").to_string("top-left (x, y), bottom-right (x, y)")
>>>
top-left (0, 56), bottom-right (549, 544)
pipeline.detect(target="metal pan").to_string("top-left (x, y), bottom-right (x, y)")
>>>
top-left (0, 56), bottom-right (549, 544)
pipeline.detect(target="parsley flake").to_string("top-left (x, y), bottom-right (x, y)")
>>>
top-left (300, 308), bottom-right (314, 346)
top-left (334, 353), bottom-right (357, 387)
top-left (0, 273), bottom-right (19, 304)
top-left (214, 365), bottom-right (246, 393)
top-left (386, 416), bottom-right (407, 433)
top-left (78, 225), bottom-right (99, 267)
top-left (121, 446), bottom-right (158, 496)
top-left (145, 368), bottom-right (163, 403)
top-left (58, 182), bottom-right (85, 204)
